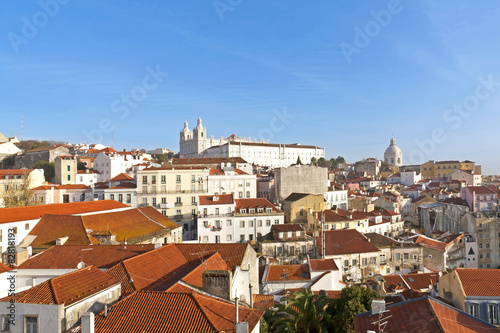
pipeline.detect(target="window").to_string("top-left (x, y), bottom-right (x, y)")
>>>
top-left (275, 219), bottom-right (279, 224)
top-left (362, 258), bottom-right (367, 266)
top-left (403, 253), bottom-right (409, 260)
top-left (25, 316), bottom-right (38, 333)
top-left (369, 257), bottom-right (376, 265)
top-left (395, 266), bottom-right (400, 271)
top-left (143, 175), bottom-right (147, 184)
top-left (258, 220), bottom-right (262, 227)
top-left (176, 209), bottom-right (181, 216)
top-left (413, 254), bottom-right (418, 260)
top-left (249, 220), bottom-right (254, 228)
top-left (240, 221), bottom-right (245, 228)
top-left (191, 196), bottom-right (196, 205)
top-left (344, 222), bottom-right (349, 229)
top-left (227, 235), bottom-right (232, 241)
top-left (118, 194), bottom-right (123, 203)
top-left (2, 315), bottom-right (10, 331)
top-left (486, 233), bottom-right (490, 238)
top-left (486, 243), bottom-right (490, 249)
top-left (127, 194), bottom-right (131, 203)
top-left (67, 175), bottom-right (71, 181)
top-left (246, 191), bottom-right (250, 198)
top-left (152, 175), bottom-right (156, 184)
top-left (238, 192), bottom-right (243, 199)
top-left (110, 194), bottom-right (115, 200)
top-left (249, 234), bottom-right (253, 241)
top-left (227, 220), bottom-right (232, 226)
top-left (176, 175), bottom-right (181, 183)
top-left (266, 220), bottom-right (271, 227)
top-left (25, 223), bottom-right (29, 230)
top-left (380, 254), bottom-right (386, 264)
top-left (67, 165), bottom-right (71, 171)
top-left (469, 303), bottom-right (479, 317)
top-left (203, 236), bottom-right (208, 243)
top-left (395, 253), bottom-right (401, 260)
top-left (344, 259), bottom-right (349, 267)
top-left (161, 175), bottom-right (166, 184)
top-left (352, 259), bottom-right (358, 266)
top-left (191, 175), bottom-right (196, 183)
top-left (240, 235), bottom-right (245, 242)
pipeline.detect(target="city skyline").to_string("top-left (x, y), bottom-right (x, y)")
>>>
top-left (1, 1), bottom-right (500, 173)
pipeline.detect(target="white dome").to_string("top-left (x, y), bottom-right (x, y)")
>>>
top-left (384, 137), bottom-right (403, 166)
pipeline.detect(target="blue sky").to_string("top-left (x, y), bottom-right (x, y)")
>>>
top-left (1, 1), bottom-right (500, 173)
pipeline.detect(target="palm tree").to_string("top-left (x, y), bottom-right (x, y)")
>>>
top-left (265, 289), bottom-right (332, 333)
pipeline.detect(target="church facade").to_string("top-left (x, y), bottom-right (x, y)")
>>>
top-left (179, 118), bottom-right (325, 168)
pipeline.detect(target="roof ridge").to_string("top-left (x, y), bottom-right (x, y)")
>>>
top-left (79, 215), bottom-right (96, 245)
top-left (137, 207), bottom-right (169, 229)
top-left (48, 277), bottom-right (60, 304)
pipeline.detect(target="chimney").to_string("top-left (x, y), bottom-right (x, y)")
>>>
top-left (81, 312), bottom-right (95, 333)
top-left (371, 299), bottom-right (386, 315)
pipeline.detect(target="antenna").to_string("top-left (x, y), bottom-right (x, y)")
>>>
top-left (111, 131), bottom-right (114, 148)
top-left (21, 113), bottom-right (24, 141)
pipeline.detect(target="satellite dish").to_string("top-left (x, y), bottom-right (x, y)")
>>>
top-left (77, 261), bottom-right (85, 269)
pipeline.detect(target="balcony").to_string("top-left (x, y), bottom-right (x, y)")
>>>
top-left (198, 212), bottom-right (234, 218)
top-left (175, 202), bottom-right (183, 207)
top-left (211, 226), bottom-right (222, 232)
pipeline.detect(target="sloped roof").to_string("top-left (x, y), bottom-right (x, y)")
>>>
top-left (91, 290), bottom-right (263, 333)
top-left (0, 132), bottom-right (8, 143)
top-left (0, 266), bottom-right (118, 306)
top-left (105, 244), bottom-right (229, 297)
top-left (0, 169), bottom-right (34, 179)
top-left (354, 296), bottom-right (498, 333)
top-left (283, 193), bottom-right (311, 202)
top-left (19, 245), bottom-right (155, 269)
top-left (455, 268), bottom-right (500, 296)
top-left (316, 229), bottom-right (380, 256)
top-left (0, 200), bottom-right (128, 224)
top-left (266, 264), bottom-right (310, 282)
top-left (271, 224), bottom-right (303, 232)
top-left (171, 157), bottom-right (248, 165)
top-left (27, 208), bottom-right (178, 248)
top-left (108, 173), bottom-right (134, 181)
top-left (174, 243), bottom-right (249, 271)
top-left (235, 198), bottom-right (282, 212)
top-left (198, 194), bottom-right (234, 205)
top-left (309, 259), bottom-right (338, 271)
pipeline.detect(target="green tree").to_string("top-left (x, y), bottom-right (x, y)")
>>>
top-left (310, 157), bottom-right (317, 165)
top-left (33, 161), bottom-right (55, 183)
top-left (0, 155), bottom-right (16, 169)
top-left (265, 289), bottom-right (332, 333)
top-left (327, 285), bottom-right (379, 333)
top-left (335, 156), bottom-right (345, 165)
top-left (296, 156), bottom-right (303, 165)
top-left (156, 154), bottom-right (169, 164)
top-left (77, 159), bottom-right (87, 171)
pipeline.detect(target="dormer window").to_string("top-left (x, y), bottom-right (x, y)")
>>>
top-left (257, 208), bottom-right (263, 213)
top-left (249, 208), bottom-right (255, 214)
top-left (240, 209), bottom-right (246, 214)
top-left (281, 273), bottom-right (288, 279)
top-left (213, 196), bottom-right (219, 201)
top-left (266, 208), bottom-right (272, 213)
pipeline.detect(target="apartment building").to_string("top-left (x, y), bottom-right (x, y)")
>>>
top-left (137, 166), bottom-right (209, 239)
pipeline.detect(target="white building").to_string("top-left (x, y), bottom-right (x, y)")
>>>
top-left (324, 183), bottom-right (348, 210)
top-left (400, 170), bottom-right (422, 186)
top-left (451, 169), bottom-right (482, 186)
top-left (179, 117), bottom-right (325, 168)
top-left (197, 194), bottom-right (285, 243)
top-left (93, 151), bottom-right (150, 182)
top-left (207, 167), bottom-right (257, 199)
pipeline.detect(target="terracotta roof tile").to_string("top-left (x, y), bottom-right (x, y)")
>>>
top-left (171, 157), bottom-right (248, 165)
top-left (316, 229), bottom-right (380, 256)
top-left (271, 224), bottom-right (303, 232)
top-left (19, 245), bottom-right (155, 269)
top-left (91, 290), bottom-right (263, 333)
top-left (235, 198), bottom-right (282, 213)
top-left (266, 264), bottom-right (310, 282)
top-left (310, 259), bottom-right (338, 271)
top-left (174, 243), bottom-right (249, 271)
top-left (355, 296), bottom-right (498, 333)
top-left (0, 266), bottom-right (119, 306)
top-left (455, 268), bottom-right (500, 296)
top-left (0, 200), bottom-right (128, 224)
top-left (198, 194), bottom-right (234, 205)
top-left (108, 173), bottom-right (134, 181)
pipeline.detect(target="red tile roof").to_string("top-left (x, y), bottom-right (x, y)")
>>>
top-left (271, 224), bottom-right (303, 232)
top-left (253, 294), bottom-right (277, 310)
top-left (266, 264), bottom-right (310, 282)
top-left (209, 168), bottom-right (249, 175)
top-left (0, 200), bottom-right (128, 224)
top-left (0, 169), bottom-right (34, 179)
top-left (463, 186), bottom-right (496, 195)
top-left (91, 290), bottom-right (263, 333)
top-left (108, 173), bottom-right (134, 181)
top-left (27, 208), bottom-right (179, 248)
top-left (413, 235), bottom-right (446, 251)
top-left (316, 229), bottom-right (380, 256)
top-left (310, 259), bottom-right (338, 271)
top-left (174, 243), bottom-right (249, 271)
top-left (19, 245), bottom-right (155, 269)
top-left (33, 184), bottom-right (91, 190)
top-left (455, 268), bottom-right (500, 296)
top-left (198, 194), bottom-right (234, 205)
top-left (354, 296), bottom-right (498, 333)
top-left (235, 198), bottom-right (282, 213)
top-left (0, 266), bottom-right (119, 306)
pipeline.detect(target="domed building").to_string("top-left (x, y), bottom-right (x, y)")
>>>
top-left (384, 137), bottom-right (403, 167)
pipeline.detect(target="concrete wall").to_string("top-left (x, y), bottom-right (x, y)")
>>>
top-left (274, 166), bottom-right (328, 202)
top-left (0, 302), bottom-right (63, 333)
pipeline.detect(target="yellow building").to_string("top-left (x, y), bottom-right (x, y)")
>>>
top-left (0, 169), bottom-right (45, 207)
top-left (282, 193), bottom-right (324, 225)
top-left (55, 155), bottom-right (77, 185)
top-left (421, 160), bottom-right (475, 180)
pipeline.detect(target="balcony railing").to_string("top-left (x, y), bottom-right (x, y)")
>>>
top-left (198, 212), bottom-right (234, 218)
top-left (175, 202), bottom-right (183, 207)
top-left (211, 226), bottom-right (222, 232)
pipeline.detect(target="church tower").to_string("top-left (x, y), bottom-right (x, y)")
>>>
top-left (384, 137), bottom-right (403, 167)
top-left (193, 117), bottom-right (207, 154)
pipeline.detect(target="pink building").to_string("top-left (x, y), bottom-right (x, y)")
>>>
top-left (460, 186), bottom-right (498, 212)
